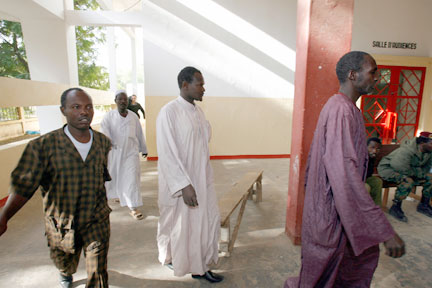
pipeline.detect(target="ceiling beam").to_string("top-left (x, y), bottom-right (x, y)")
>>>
top-left (65, 10), bottom-right (141, 27)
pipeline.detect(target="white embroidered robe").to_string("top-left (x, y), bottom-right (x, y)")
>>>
top-left (101, 109), bottom-right (147, 208)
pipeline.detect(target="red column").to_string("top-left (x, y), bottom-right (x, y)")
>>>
top-left (286, 0), bottom-right (355, 245)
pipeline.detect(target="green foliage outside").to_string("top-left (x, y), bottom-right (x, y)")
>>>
top-left (75, 0), bottom-right (109, 90)
top-left (75, 25), bottom-right (109, 90)
top-left (74, 0), bottom-right (101, 11)
top-left (0, 20), bottom-right (30, 79)
top-left (0, 0), bottom-right (110, 90)
top-left (0, 107), bottom-right (19, 121)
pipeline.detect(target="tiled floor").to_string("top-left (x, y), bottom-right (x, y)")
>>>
top-left (0, 158), bottom-right (431, 287)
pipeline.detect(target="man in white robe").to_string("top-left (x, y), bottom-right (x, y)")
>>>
top-left (101, 91), bottom-right (148, 220)
top-left (156, 67), bottom-right (223, 283)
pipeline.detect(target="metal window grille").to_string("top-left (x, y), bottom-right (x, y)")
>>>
top-left (0, 107), bottom-right (20, 121)
top-left (362, 65), bottom-right (425, 143)
top-left (23, 106), bottom-right (37, 119)
top-left (94, 104), bottom-right (111, 112)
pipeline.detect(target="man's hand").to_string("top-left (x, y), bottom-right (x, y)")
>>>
top-left (182, 185), bottom-right (198, 207)
top-left (0, 193), bottom-right (29, 237)
top-left (384, 233), bottom-right (405, 258)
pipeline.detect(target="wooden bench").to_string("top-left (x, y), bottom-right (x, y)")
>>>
top-left (374, 144), bottom-right (420, 211)
top-left (218, 171), bottom-right (263, 257)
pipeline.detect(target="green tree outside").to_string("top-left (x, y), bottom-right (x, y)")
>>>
top-left (0, 20), bottom-right (30, 79)
top-left (75, 0), bottom-right (109, 90)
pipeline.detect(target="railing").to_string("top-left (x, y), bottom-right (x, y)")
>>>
top-left (0, 107), bottom-right (20, 121)
top-left (0, 107), bottom-right (39, 141)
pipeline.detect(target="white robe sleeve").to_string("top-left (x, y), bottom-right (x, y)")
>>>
top-left (156, 108), bottom-right (191, 196)
top-left (100, 113), bottom-right (112, 142)
top-left (135, 117), bottom-right (148, 154)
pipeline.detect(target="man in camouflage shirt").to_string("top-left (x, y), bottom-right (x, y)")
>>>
top-left (378, 131), bottom-right (432, 222)
top-left (0, 88), bottom-right (112, 288)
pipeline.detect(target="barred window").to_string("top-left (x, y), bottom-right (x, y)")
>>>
top-left (23, 106), bottom-right (37, 118)
top-left (94, 104), bottom-right (111, 112)
top-left (93, 104), bottom-right (111, 120)
top-left (0, 107), bottom-right (20, 121)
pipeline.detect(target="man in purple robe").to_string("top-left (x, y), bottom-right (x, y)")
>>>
top-left (284, 51), bottom-right (405, 288)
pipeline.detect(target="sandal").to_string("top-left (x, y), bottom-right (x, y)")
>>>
top-left (130, 210), bottom-right (144, 220)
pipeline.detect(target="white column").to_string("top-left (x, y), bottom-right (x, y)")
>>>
top-left (131, 29), bottom-right (138, 95)
top-left (140, 27), bottom-right (146, 106)
top-left (21, 18), bottom-right (79, 134)
top-left (107, 27), bottom-right (117, 92)
top-left (21, 19), bottom-right (74, 84)
top-left (64, 0), bottom-right (78, 86)
top-left (65, 25), bottom-right (79, 86)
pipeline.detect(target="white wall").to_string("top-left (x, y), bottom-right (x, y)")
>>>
top-left (143, 0), bottom-right (297, 99)
top-left (21, 18), bottom-right (79, 134)
top-left (143, 40), bottom-right (251, 98)
top-left (352, 0), bottom-right (432, 57)
top-left (21, 19), bottom-right (75, 84)
top-left (214, 0), bottom-right (296, 50)
top-left (142, 0), bottom-right (297, 157)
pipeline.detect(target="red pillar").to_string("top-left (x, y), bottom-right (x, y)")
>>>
top-left (286, 0), bottom-right (355, 245)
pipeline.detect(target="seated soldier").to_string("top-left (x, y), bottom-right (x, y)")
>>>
top-left (365, 137), bottom-right (383, 206)
top-left (378, 131), bottom-right (432, 222)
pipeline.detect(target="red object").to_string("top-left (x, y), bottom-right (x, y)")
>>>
top-left (0, 196), bottom-right (8, 208)
top-left (147, 154), bottom-right (290, 161)
top-left (382, 112), bottom-right (398, 144)
top-left (419, 131), bottom-right (432, 138)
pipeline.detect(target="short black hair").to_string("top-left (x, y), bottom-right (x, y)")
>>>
top-left (60, 87), bottom-right (84, 107)
top-left (177, 66), bottom-right (201, 89)
top-left (367, 137), bottom-right (382, 146)
top-left (336, 51), bottom-right (371, 84)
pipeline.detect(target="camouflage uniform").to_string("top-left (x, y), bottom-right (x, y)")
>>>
top-left (365, 176), bottom-right (383, 205)
top-left (378, 138), bottom-right (432, 200)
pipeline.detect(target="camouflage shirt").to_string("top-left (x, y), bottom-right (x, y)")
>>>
top-left (378, 138), bottom-right (432, 179)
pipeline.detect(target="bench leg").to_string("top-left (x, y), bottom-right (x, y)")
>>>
top-left (248, 186), bottom-right (254, 200)
top-left (228, 195), bottom-right (248, 253)
top-left (249, 176), bottom-right (263, 203)
top-left (255, 175), bottom-right (262, 203)
top-left (219, 218), bottom-right (230, 257)
top-left (382, 188), bottom-right (389, 212)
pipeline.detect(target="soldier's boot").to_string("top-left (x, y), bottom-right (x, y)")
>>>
top-left (417, 196), bottom-right (432, 218)
top-left (389, 199), bottom-right (408, 222)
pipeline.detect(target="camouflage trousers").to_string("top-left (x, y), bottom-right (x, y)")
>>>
top-left (385, 174), bottom-right (432, 201)
top-left (49, 218), bottom-right (110, 288)
top-left (365, 176), bottom-right (383, 206)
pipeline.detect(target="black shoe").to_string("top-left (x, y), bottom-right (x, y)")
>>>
top-left (59, 274), bottom-right (72, 288)
top-left (389, 202), bottom-right (408, 222)
top-left (165, 262), bottom-right (174, 270)
top-left (417, 203), bottom-right (432, 218)
top-left (192, 270), bottom-right (224, 283)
